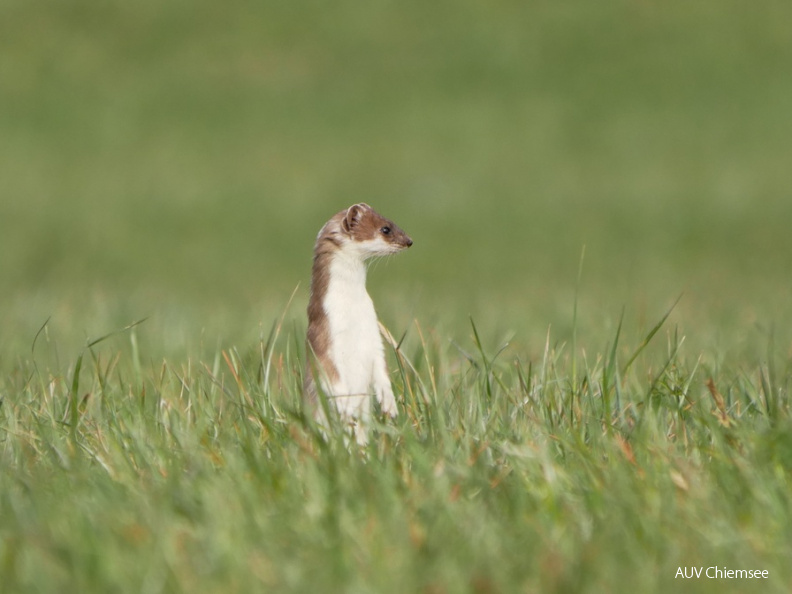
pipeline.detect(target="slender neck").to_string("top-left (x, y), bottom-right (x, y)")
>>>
top-left (329, 249), bottom-right (368, 288)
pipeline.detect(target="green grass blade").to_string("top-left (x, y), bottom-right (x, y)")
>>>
top-left (621, 294), bottom-right (682, 375)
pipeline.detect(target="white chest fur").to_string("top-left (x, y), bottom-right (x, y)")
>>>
top-left (323, 253), bottom-right (385, 397)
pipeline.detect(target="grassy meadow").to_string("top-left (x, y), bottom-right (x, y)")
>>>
top-left (2, 1), bottom-right (792, 592)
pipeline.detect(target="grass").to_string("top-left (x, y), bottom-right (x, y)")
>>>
top-left (1, 308), bottom-right (791, 593)
top-left (2, 0), bottom-right (792, 591)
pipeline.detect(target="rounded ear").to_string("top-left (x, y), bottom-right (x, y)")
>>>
top-left (342, 203), bottom-right (368, 232)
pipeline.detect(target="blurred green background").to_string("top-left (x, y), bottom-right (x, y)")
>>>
top-left (2, 0), bottom-right (791, 361)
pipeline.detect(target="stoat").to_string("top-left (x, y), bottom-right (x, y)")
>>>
top-left (305, 203), bottom-right (413, 442)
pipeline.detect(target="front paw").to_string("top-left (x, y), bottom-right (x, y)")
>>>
top-left (379, 395), bottom-right (398, 417)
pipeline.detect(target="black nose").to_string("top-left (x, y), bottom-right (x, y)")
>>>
top-left (406, 238), bottom-right (413, 247)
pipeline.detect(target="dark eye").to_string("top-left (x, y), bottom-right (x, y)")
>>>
top-left (380, 226), bottom-right (391, 235)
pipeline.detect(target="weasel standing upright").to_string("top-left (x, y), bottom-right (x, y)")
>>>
top-left (306, 203), bottom-right (412, 442)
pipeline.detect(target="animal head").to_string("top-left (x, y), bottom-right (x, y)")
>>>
top-left (339, 203), bottom-right (413, 258)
